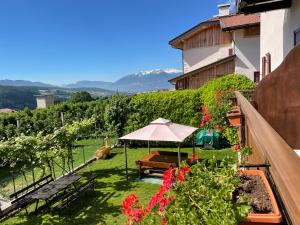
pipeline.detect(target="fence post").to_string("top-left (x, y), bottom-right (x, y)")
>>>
top-left (11, 171), bottom-right (16, 194)
top-left (82, 145), bottom-right (86, 164)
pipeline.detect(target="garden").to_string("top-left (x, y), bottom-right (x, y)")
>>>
top-left (0, 74), bottom-right (281, 225)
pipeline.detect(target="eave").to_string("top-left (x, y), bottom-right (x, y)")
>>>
top-left (169, 20), bottom-right (220, 50)
top-left (237, 0), bottom-right (292, 14)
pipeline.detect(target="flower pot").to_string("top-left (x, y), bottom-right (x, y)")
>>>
top-left (238, 170), bottom-right (282, 225)
top-left (227, 106), bottom-right (242, 127)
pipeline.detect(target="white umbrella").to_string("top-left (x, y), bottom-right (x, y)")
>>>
top-left (119, 118), bottom-right (198, 180)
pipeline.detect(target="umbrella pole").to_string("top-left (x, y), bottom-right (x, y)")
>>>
top-left (148, 141), bottom-right (150, 154)
top-left (177, 143), bottom-right (181, 167)
top-left (124, 142), bottom-right (128, 181)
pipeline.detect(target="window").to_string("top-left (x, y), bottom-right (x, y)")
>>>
top-left (254, 71), bottom-right (260, 83)
top-left (294, 27), bottom-right (300, 46)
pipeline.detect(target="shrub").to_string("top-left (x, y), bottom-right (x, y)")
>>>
top-left (125, 90), bottom-right (202, 133)
top-left (199, 74), bottom-right (254, 146)
top-left (199, 74), bottom-right (255, 110)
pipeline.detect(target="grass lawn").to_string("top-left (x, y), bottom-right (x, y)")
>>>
top-left (0, 138), bottom-right (106, 198)
top-left (2, 146), bottom-right (235, 225)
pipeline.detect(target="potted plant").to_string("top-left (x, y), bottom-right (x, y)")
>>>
top-left (237, 146), bottom-right (282, 224)
top-left (238, 169), bottom-right (282, 225)
top-left (227, 106), bottom-right (242, 127)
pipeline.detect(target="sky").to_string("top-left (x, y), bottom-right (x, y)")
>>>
top-left (0, 0), bottom-right (228, 85)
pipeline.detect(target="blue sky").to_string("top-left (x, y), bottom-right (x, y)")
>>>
top-left (0, 0), bottom-right (228, 85)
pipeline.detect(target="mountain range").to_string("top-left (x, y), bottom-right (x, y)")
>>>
top-left (63, 69), bottom-right (181, 92)
top-left (0, 69), bottom-right (180, 92)
top-left (0, 79), bottom-right (54, 87)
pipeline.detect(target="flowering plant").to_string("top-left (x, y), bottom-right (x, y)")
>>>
top-left (164, 157), bottom-right (250, 225)
top-left (122, 165), bottom-right (191, 225)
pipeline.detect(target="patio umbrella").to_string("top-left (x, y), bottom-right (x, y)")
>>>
top-left (119, 118), bottom-right (198, 180)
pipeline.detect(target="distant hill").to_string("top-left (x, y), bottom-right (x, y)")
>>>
top-left (64, 69), bottom-right (181, 92)
top-left (0, 85), bottom-right (115, 110)
top-left (0, 79), bottom-right (54, 87)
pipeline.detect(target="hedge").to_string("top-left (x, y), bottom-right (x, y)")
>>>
top-left (125, 89), bottom-right (202, 133)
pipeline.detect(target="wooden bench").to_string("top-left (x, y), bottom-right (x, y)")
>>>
top-left (151, 150), bottom-right (188, 158)
top-left (0, 174), bottom-right (54, 221)
top-left (136, 160), bottom-right (176, 178)
top-left (56, 176), bottom-right (97, 210)
top-left (9, 174), bottom-right (54, 214)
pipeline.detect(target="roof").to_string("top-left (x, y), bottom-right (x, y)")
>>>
top-left (119, 118), bottom-right (198, 142)
top-left (220, 14), bottom-right (260, 31)
top-left (0, 108), bottom-right (15, 113)
top-left (169, 13), bottom-right (260, 49)
top-left (169, 54), bottom-right (236, 83)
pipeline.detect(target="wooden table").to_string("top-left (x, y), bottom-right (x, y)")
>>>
top-left (31, 174), bottom-right (81, 212)
top-left (142, 154), bottom-right (181, 165)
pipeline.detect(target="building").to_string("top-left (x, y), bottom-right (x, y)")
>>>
top-left (169, 3), bottom-right (260, 90)
top-left (0, 108), bottom-right (15, 113)
top-left (35, 94), bottom-right (54, 109)
top-left (238, 0), bottom-right (300, 77)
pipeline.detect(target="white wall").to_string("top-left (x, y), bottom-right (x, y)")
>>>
top-left (260, 1), bottom-right (300, 72)
top-left (234, 29), bottom-right (260, 80)
top-left (183, 44), bottom-right (232, 73)
top-left (36, 96), bottom-right (54, 109)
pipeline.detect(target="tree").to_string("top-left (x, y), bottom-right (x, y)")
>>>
top-left (104, 93), bottom-right (131, 138)
top-left (69, 91), bottom-right (93, 103)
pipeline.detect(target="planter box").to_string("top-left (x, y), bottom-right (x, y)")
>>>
top-left (227, 106), bottom-right (242, 127)
top-left (239, 170), bottom-right (282, 225)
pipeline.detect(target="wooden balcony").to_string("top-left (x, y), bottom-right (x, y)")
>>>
top-left (237, 0), bottom-right (292, 14)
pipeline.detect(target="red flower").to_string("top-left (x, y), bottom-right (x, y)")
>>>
top-left (189, 153), bottom-right (199, 163)
top-left (122, 194), bottom-right (139, 215)
top-left (177, 166), bottom-right (190, 184)
top-left (233, 144), bottom-right (239, 153)
top-left (162, 217), bottom-right (167, 225)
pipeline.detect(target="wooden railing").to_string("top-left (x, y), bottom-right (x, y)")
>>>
top-left (236, 91), bottom-right (300, 225)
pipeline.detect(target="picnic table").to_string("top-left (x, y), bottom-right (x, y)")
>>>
top-left (142, 154), bottom-right (181, 165)
top-left (31, 174), bottom-right (81, 212)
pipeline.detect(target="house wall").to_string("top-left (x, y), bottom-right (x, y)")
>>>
top-left (183, 44), bottom-right (232, 73)
top-left (176, 58), bottom-right (235, 90)
top-left (36, 96), bottom-right (54, 109)
top-left (234, 29), bottom-right (260, 80)
top-left (260, 0), bottom-right (300, 72)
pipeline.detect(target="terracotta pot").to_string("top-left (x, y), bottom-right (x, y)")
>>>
top-left (239, 170), bottom-right (282, 225)
top-left (227, 106), bottom-right (242, 127)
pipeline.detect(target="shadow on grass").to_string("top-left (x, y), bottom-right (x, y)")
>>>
top-left (9, 166), bottom-right (139, 225)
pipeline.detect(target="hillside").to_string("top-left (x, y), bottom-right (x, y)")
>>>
top-left (0, 85), bottom-right (115, 110)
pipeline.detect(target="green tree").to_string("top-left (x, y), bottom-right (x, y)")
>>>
top-left (104, 93), bottom-right (131, 138)
top-left (69, 91), bottom-right (93, 103)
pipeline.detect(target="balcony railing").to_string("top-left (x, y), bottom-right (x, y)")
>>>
top-left (236, 91), bottom-right (300, 225)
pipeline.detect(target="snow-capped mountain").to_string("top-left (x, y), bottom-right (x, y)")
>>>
top-left (65, 69), bottom-right (181, 92)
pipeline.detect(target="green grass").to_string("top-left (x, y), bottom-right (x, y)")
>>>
top-left (2, 146), bottom-right (235, 225)
top-left (0, 138), bottom-right (107, 198)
